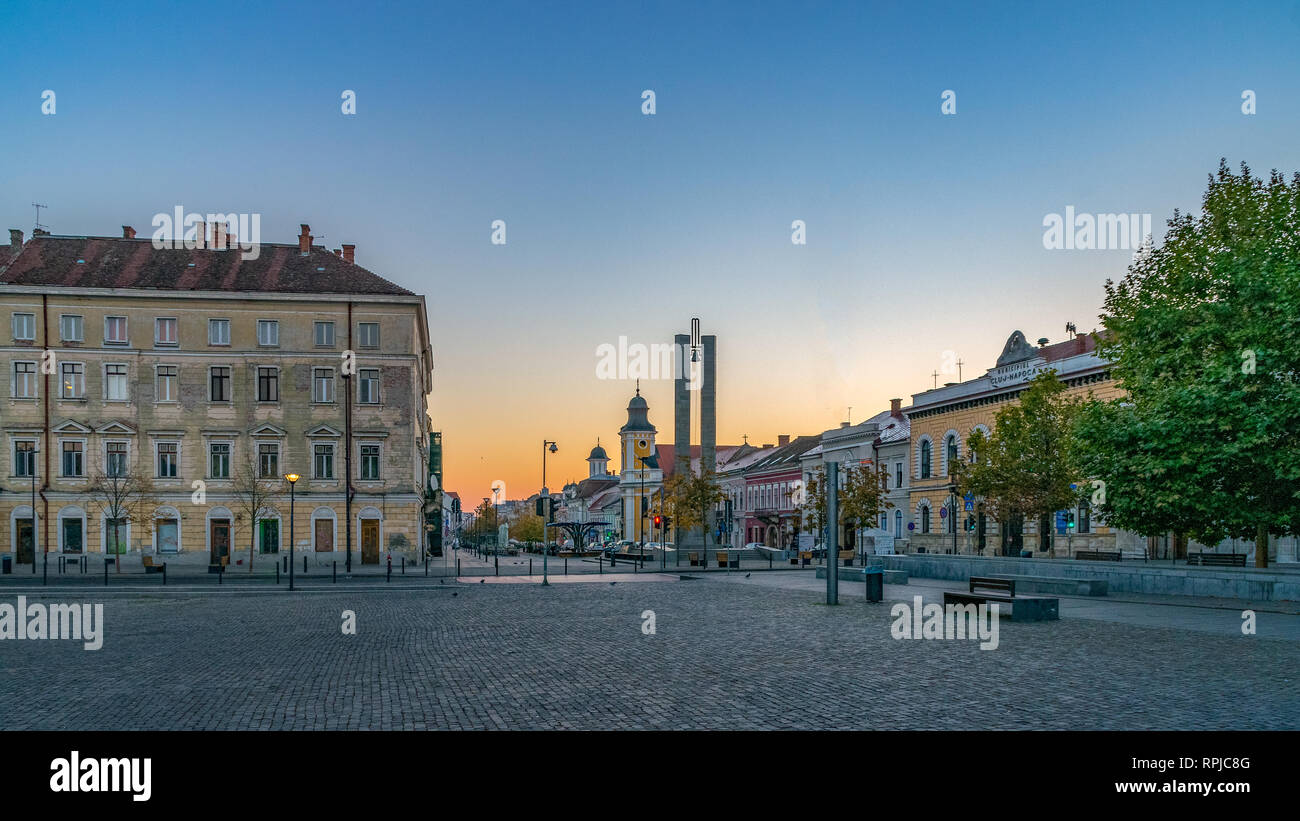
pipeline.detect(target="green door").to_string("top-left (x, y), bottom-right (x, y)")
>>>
top-left (260, 519), bottom-right (279, 554)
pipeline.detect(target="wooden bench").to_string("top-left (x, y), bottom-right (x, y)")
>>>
top-left (790, 550), bottom-right (813, 566)
top-left (688, 552), bottom-right (703, 567)
top-left (715, 551), bottom-right (739, 568)
top-left (1075, 550), bottom-right (1121, 562)
top-left (838, 550), bottom-right (855, 567)
top-left (943, 576), bottom-right (1058, 621)
top-left (1187, 552), bottom-right (1247, 567)
top-left (142, 555), bottom-right (165, 574)
top-left (208, 555), bottom-right (230, 573)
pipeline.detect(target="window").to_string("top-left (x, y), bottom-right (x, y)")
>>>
top-left (209, 366), bottom-right (231, 402)
top-left (314, 321), bottom-right (335, 347)
top-left (60, 314), bottom-right (83, 342)
top-left (1078, 499), bottom-right (1091, 534)
top-left (895, 463), bottom-right (903, 488)
top-left (920, 440), bottom-right (932, 479)
top-left (13, 361), bottom-right (37, 398)
top-left (209, 319), bottom-right (231, 346)
top-left (209, 443), bottom-right (230, 479)
top-left (257, 367), bottom-right (279, 402)
top-left (104, 316), bottom-right (128, 344)
top-left (920, 505), bottom-right (931, 534)
top-left (358, 322), bottom-right (380, 348)
top-left (156, 365), bottom-right (178, 402)
top-left (62, 441), bottom-right (84, 477)
top-left (105, 518), bottom-right (127, 555)
top-left (12, 312), bottom-right (35, 341)
top-left (257, 320), bottom-right (279, 347)
top-left (358, 368), bottom-right (380, 404)
top-left (106, 442), bottom-right (128, 477)
top-left (258, 443), bottom-right (279, 479)
top-left (894, 510), bottom-right (903, 538)
top-left (314, 443), bottom-right (335, 480)
top-left (313, 368), bottom-right (335, 403)
top-left (14, 441), bottom-right (36, 477)
top-left (360, 444), bottom-right (380, 480)
top-left (155, 317), bottom-right (178, 345)
top-left (61, 362), bottom-right (85, 399)
top-left (105, 364), bottom-right (128, 401)
top-left (157, 442), bottom-right (178, 478)
top-left (945, 435), bottom-right (958, 471)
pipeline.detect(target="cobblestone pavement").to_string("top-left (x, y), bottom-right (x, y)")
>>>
top-left (2, 579), bottom-right (1296, 730)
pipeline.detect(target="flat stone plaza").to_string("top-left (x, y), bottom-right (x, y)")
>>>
top-left (2, 569), bottom-right (1297, 730)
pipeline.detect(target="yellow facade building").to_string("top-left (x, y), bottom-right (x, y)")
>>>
top-left (0, 224), bottom-right (432, 567)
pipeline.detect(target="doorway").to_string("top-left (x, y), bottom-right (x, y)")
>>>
top-left (259, 519), bottom-right (279, 554)
top-left (157, 519), bottom-right (179, 553)
top-left (314, 519), bottom-right (334, 552)
top-left (62, 518), bottom-right (84, 554)
top-left (1000, 513), bottom-right (1023, 556)
top-left (361, 519), bottom-right (380, 564)
top-left (16, 518), bottom-right (34, 564)
top-left (210, 519), bottom-right (231, 562)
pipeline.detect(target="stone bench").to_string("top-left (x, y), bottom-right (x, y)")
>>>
top-left (942, 577), bottom-right (1059, 621)
top-left (817, 566), bottom-right (908, 585)
top-left (984, 573), bottom-right (1107, 596)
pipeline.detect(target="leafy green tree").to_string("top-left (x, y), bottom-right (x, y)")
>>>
top-left (665, 470), bottom-right (726, 551)
top-left (1077, 160), bottom-right (1300, 566)
top-left (797, 463), bottom-right (890, 551)
top-left (952, 371), bottom-right (1087, 554)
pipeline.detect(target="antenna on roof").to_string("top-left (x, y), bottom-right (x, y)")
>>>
top-left (1065, 321), bottom-right (1077, 337)
top-left (32, 203), bottom-right (48, 232)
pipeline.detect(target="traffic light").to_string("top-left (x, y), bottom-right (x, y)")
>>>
top-left (1065, 511), bottom-right (1076, 530)
top-left (653, 515), bottom-right (662, 527)
top-left (662, 515), bottom-right (671, 531)
top-left (966, 517), bottom-right (975, 533)
top-left (535, 497), bottom-right (545, 516)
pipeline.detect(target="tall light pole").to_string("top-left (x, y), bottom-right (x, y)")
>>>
top-left (285, 473), bottom-right (299, 590)
top-left (30, 443), bottom-right (38, 574)
top-left (948, 481), bottom-right (958, 555)
top-left (542, 440), bottom-right (556, 586)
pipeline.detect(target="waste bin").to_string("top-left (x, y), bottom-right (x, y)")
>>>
top-left (1, 555), bottom-right (11, 574)
top-left (863, 567), bottom-right (883, 603)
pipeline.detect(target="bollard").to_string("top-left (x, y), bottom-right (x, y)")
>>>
top-left (495, 556), bottom-right (499, 576)
top-left (386, 562), bottom-right (391, 582)
top-left (276, 563), bottom-right (280, 585)
top-left (163, 562), bottom-right (167, 586)
top-left (457, 558), bottom-right (460, 576)
top-left (333, 561), bottom-right (337, 584)
top-left (599, 555), bottom-right (603, 574)
top-left (530, 559), bottom-right (533, 575)
top-left (402, 557), bottom-right (406, 575)
top-left (283, 555), bottom-right (288, 573)
top-left (103, 558), bottom-right (108, 587)
top-left (303, 555), bottom-right (308, 574)
top-left (564, 558), bottom-right (568, 576)
top-left (769, 554), bottom-right (773, 570)
top-left (219, 565), bottom-right (223, 585)
top-left (425, 556), bottom-right (428, 577)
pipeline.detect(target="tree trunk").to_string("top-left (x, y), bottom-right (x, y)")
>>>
top-left (250, 523), bottom-right (256, 572)
top-left (1255, 523), bottom-right (1269, 569)
top-left (114, 519), bottom-right (121, 572)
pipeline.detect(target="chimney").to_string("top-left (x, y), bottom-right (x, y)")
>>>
top-left (211, 221), bottom-right (227, 250)
top-left (342, 244), bottom-right (355, 264)
top-left (778, 434), bottom-right (790, 447)
top-left (298, 224), bottom-right (312, 254)
top-left (9, 229), bottom-right (23, 257)
top-left (334, 249), bottom-right (342, 258)
top-left (122, 226), bottom-right (136, 239)
top-left (890, 398), bottom-right (901, 416)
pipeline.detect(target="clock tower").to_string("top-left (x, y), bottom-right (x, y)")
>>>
top-left (619, 385), bottom-right (662, 543)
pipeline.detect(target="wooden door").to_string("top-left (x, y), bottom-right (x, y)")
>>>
top-left (314, 519), bottom-right (333, 552)
top-left (361, 520), bottom-right (380, 564)
top-left (16, 519), bottom-right (34, 564)
top-left (210, 519), bottom-right (231, 562)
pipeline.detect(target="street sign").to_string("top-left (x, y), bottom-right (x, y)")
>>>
top-left (939, 507), bottom-right (947, 518)
top-left (964, 500), bottom-right (974, 511)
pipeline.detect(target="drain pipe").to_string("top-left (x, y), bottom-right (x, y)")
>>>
top-left (344, 301), bottom-right (353, 571)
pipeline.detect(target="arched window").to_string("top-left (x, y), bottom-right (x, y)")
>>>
top-left (920, 504), bottom-right (931, 534)
top-left (946, 434), bottom-right (958, 464)
top-left (920, 441), bottom-right (932, 479)
top-left (894, 509), bottom-right (903, 537)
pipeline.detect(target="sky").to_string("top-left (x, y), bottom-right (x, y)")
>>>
top-left (3, 0), bottom-right (1299, 501)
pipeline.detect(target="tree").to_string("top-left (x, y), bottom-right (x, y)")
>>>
top-left (952, 371), bottom-right (1087, 555)
top-left (231, 455), bottom-right (280, 572)
top-left (87, 462), bottom-right (161, 573)
top-left (509, 508), bottom-right (545, 543)
top-left (797, 463), bottom-right (890, 552)
top-left (665, 470), bottom-right (726, 551)
top-left (1077, 160), bottom-right (1300, 566)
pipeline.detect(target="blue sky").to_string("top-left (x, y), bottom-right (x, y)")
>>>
top-left (4, 0), bottom-right (1299, 496)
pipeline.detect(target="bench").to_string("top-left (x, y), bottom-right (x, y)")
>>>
top-left (838, 550), bottom-right (855, 566)
top-left (688, 552), bottom-right (703, 567)
top-left (142, 555), bottom-right (165, 574)
top-left (790, 550), bottom-right (813, 566)
top-left (208, 555), bottom-right (229, 573)
top-left (942, 576), bottom-right (1059, 621)
top-left (715, 551), bottom-right (739, 568)
top-left (1075, 550), bottom-right (1121, 562)
top-left (1187, 552), bottom-right (1247, 567)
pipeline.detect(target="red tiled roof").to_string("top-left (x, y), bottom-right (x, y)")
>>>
top-left (0, 235), bottom-right (413, 296)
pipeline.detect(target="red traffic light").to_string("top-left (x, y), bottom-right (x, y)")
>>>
top-left (653, 516), bottom-right (662, 526)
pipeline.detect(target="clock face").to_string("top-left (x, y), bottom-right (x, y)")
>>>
top-left (634, 437), bottom-right (651, 457)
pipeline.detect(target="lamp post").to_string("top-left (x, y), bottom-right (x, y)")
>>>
top-left (285, 473), bottom-right (299, 590)
top-left (541, 440), bottom-right (557, 585)
top-left (947, 481), bottom-right (958, 555)
top-left (30, 443), bottom-right (38, 574)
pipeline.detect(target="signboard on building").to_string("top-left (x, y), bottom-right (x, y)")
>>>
top-left (988, 356), bottom-right (1048, 388)
top-left (874, 533), bottom-right (895, 555)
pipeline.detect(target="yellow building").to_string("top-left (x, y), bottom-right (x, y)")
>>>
top-left (905, 330), bottom-right (1128, 556)
top-left (0, 224), bottom-right (432, 567)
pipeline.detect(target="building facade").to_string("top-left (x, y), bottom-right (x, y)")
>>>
top-left (0, 224), bottom-right (432, 566)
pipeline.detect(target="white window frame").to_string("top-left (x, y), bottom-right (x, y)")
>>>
top-left (313, 442), bottom-right (335, 480)
top-left (155, 364), bottom-right (179, 403)
top-left (104, 362), bottom-right (129, 401)
top-left (155, 440), bottom-right (180, 479)
top-left (314, 321), bottom-right (335, 347)
top-left (209, 318), bottom-right (231, 346)
top-left (104, 440), bottom-right (130, 477)
top-left (59, 314), bottom-right (83, 342)
top-left (12, 361), bottom-right (37, 398)
top-left (12, 438), bottom-right (38, 478)
top-left (208, 441), bottom-right (232, 480)
top-left (257, 319), bottom-right (279, 347)
top-left (60, 438), bottom-right (86, 478)
top-left (313, 367), bottom-right (335, 403)
top-left (358, 367), bottom-right (380, 404)
top-left (60, 361), bottom-right (85, 399)
top-left (257, 366), bottom-right (279, 403)
top-left (155, 317), bottom-right (179, 346)
top-left (208, 365), bottom-right (232, 403)
top-left (12, 312), bottom-right (35, 341)
top-left (358, 322), bottom-right (380, 348)
top-left (258, 442), bottom-right (280, 479)
top-left (359, 442), bottom-right (382, 481)
top-left (104, 315), bottom-right (129, 345)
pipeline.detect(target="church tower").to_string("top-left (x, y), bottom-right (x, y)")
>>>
top-left (586, 439), bottom-right (609, 478)
top-left (618, 385), bottom-right (662, 543)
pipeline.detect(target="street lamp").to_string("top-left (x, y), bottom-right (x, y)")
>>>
top-left (30, 443), bottom-right (38, 574)
top-left (947, 481), bottom-right (959, 555)
top-left (285, 473), bottom-right (299, 590)
top-left (541, 440), bottom-right (557, 586)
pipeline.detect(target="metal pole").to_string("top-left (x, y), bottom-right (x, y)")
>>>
top-left (31, 456), bottom-right (37, 574)
top-left (826, 461), bottom-right (839, 605)
top-left (289, 483), bottom-right (295, 591)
